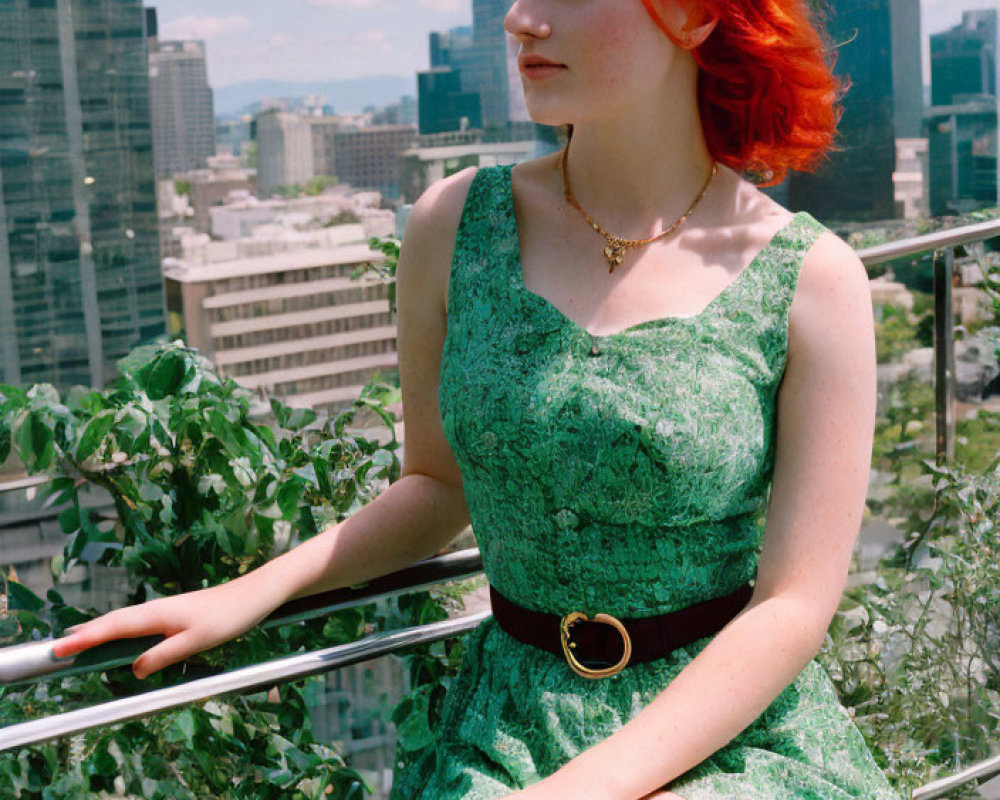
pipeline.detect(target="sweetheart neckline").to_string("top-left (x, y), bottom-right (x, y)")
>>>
top-left (504, 163), bottom-right (806, 339)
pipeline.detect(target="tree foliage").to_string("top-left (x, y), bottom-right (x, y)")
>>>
top-left (0, 341), bottom-right (470, 799)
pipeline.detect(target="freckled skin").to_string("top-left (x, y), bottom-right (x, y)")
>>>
top-left (505, 0), bottom-right (685, 128)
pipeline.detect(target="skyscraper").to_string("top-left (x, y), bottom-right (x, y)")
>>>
top-left (0, 0), bottom-right (165, 391)
top-left (469, 0), bottom-right (511, 131)
top-left (255, 110), bottom-right (316, 196)
top-left (148, 22), bottom-right (217, 178)
top-left (927, 10), bottom-right (999, 216)
top-left (420, 0), bottom-right (524, 138)
top-left (930, 10), bottom-right (996, 105)
top-left (786, 0), bottom-right (896, 222)
top-left (890, 0), bottom-right (923, 139)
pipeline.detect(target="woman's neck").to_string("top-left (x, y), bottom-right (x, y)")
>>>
top-left (558, 96), bottom-right (718, 239)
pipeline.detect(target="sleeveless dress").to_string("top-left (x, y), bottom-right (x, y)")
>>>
top-left (388, 164), bottom-right (903, 800)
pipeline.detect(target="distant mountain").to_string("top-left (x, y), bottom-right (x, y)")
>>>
top-left (214, 75), bottom-right (417, 117)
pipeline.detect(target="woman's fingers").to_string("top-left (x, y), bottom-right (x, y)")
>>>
top-left (132, 631), bottom-right (198, 680)
top-left (51, 606), bottom-right (170, 659)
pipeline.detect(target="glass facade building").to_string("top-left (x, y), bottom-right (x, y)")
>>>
top-left (927, 10), bottom-right (1000, 215)
top-left (420, 0), bottom-right (520, 138)
top-left (786, 0), bottom-right (896, 222)
top-left (930, 10), bottom-right (996, 106)
top-left (0, 0), bottom-right (166, 391)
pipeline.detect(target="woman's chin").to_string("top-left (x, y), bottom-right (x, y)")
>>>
top-left (521, 103), bottom-right (574, 129)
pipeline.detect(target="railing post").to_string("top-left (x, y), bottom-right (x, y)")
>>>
top-left (934, 246), bottom-right (956, 465)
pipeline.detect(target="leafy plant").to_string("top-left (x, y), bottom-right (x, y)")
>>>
top-left (819, 456), bottom-right (1000, 799)
top-left (356, 236), bottom-right (399, 316)
top-left (0, 340), bottom-right (473, 798)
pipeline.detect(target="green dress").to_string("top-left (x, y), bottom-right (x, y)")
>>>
top-left (388, 164), bottom-right (902, 800)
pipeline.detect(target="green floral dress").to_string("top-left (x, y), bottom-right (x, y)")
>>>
top-left (388, 164), bottom-right (902, 800)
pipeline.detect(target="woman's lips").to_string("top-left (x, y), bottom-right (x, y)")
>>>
top-left (521, 64), bottom-right (567, 79)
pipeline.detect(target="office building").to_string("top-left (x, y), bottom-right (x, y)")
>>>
top-left (930, 10), bottom-right (996, 106)
top-left (165, 235), bottom-right (396, 416)
top-left (0, 0), bottom-right (165, 391)
top-left (420, 1), bottom-right (530, 139)
top-left (256, 110), bottom-right (316, 196)
top-left (926, 99), bottom-right (997, 216)
top-left (324, 125), bottom-right (418, 199)
top-left (888, 0), bottom-right (927, 217)
top-left (786, 0), bottom-right (896, 222)
top-left (469, 0), bottom-right (514, 131)
top-left (891, 0), bottom-right (923, 139)
top-left (418, 68), bottom-right (483, 135)
top-left (148, 30), bottom-right (217, 178)
top-left (399, 140), bottom-right (537, 204)
top-left (927, 10), bottom-right (1000, 215)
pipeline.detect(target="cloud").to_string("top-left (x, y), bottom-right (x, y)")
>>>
top-left (302, 0), bottom-right (386, 8)
top-left (418, 0), bottom-right (463, 11)
top-left (302, 0), bottom-right (462, 10)
top-left (352, 28), bottom-right (389, 47)
top-left (160, 14), bottom-right (252, 41)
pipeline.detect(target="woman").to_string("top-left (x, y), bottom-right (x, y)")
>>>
top-left (55, 0), bottom-right (902, 798)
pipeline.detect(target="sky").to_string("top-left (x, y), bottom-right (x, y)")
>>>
top-left (153, 0), bottom-right (1000, 89)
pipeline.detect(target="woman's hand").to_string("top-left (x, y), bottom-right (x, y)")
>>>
top-left (50, 577), bottom-right (277, 680)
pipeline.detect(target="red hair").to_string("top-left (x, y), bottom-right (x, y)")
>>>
top-left (640, 0), bottom-right (851, 186)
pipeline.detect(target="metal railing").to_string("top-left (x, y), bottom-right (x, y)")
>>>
top-left (857, 215), bottom-right (1000, 464)
top-left (0, 548), bottom-right (484, 689)
top-left (2, 218), bottom-right (1000, 796)
top-left (0, 549), bottom-right (486, 751)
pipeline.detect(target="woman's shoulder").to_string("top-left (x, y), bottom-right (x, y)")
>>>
top-left (728, 172), bottom-right (870, 349)
top-left (398, 167), bottom-right (482, 292)
top-left (405, 165), bottom-right (482, 244)
top-left (785, 204), bottom-right (872, 359)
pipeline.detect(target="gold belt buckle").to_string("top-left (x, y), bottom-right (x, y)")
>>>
top-left (559, 610), bottom-right (633, 679)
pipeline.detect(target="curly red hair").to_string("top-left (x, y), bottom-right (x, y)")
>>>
top-left (639, 0), bottom-right (851, 186)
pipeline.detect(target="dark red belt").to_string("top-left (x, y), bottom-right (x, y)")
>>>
top-left (489, 582), bottom-right (754, 679)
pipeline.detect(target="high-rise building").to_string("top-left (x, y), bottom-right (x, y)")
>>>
top-left (256, 111), bottom-right (316, 195)
top-left (931, 10), bottom-right (996, 106)
top-left (0, 0), bottom-right (166, 391)
top-left (926, 100), bottom-right (997, 216)
top-left (785, 0), bottom-right (896, 222)
top-left (148, 34), bottom-right (217, 178)
top-left (430, 26), bottom-right (474, 69)
top-left (890, 0), bottom-right (923, 139)
top-left (320, 125), bottom-right (418, 199)
top-left (420, 1), bottom-right (528, 138)
top-left (469, 0), bottom-right (513, 131)
top-left (927, 10), bottom-right (1000, 216)
top-left (417, 68), bottom-right (483, 135)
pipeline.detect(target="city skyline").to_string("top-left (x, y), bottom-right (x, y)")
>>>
top-left (154, 0), bottom-right (998, 89)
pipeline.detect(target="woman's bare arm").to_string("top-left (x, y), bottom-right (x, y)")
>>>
top-left (519, 231), bottom-right (877, 800)
top-left (244, 165), bottom-right (481, 607)
top-left (53, 167), bottom-right (482, 678)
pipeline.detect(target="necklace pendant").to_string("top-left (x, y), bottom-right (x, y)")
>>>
top-left (603, 239), bottom-right (626, 272)
top-left (589, 334), bottom-right (601, 356)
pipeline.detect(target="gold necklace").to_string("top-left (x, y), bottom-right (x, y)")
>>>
top-left (560, 144), bottom-right (718, 273)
